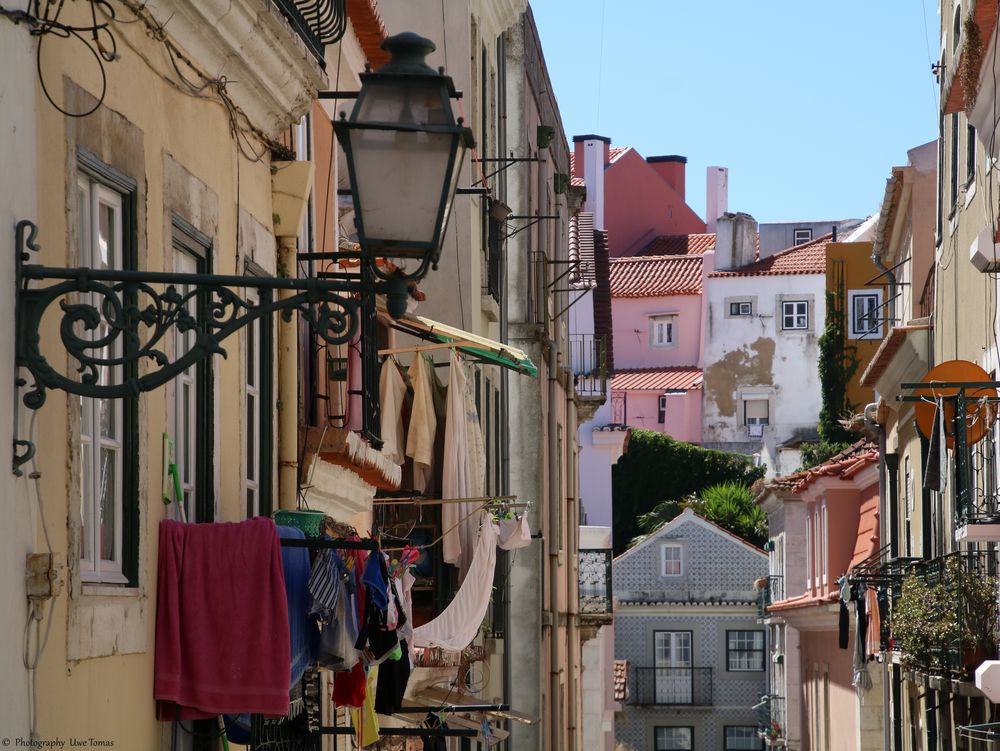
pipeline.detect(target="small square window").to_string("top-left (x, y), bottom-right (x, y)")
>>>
top-left (781, 301), bottom-right (808, 330)
top-left (729, 301), bottom-right (752, 316)
top-left (650, 316), bottom-right (675, 347)
top-left (658, 394), bottom-right (667, 424)
top-left (662, 544), bottom-right (683, 576)
top-left (727, 630), bottom-right (765, 671)
top-left (848, 290), bottom-right (883, 339)
top-left (793, 228), bottom-right (813, 245)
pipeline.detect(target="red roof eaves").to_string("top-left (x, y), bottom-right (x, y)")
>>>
top-left (346, 0), bottom-right (389, 68)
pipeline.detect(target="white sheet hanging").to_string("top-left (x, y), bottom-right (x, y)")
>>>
top-left (406, 354), bottom-right (437, 493)
top-left (411, 516), bottom-right (498, 652)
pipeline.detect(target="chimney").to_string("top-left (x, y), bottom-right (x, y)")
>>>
top-left (646, 155), bottom-right (687, 199)
top-left (574, 134), bottom-right (611, 230)
top-left (714, 212), bottom-right (758, 270)
top-left (706, 166), bottom-right (729, 233)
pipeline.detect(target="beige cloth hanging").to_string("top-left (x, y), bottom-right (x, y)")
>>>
top-left (405, 354), bottom-right (436, 493)
top-left (379, 358), bottom-right (408, 466)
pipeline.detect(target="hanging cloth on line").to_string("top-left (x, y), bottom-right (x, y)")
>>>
top-left (406, 354), bottom-right (438, 494)
top-left (412, 515), bottom-right (499, 651)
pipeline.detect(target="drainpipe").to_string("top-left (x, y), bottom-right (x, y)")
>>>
top-left (548, 341), bottom-right (562, 751)
top-left (864, 400), bottom-right (892, 751)
top-left (566, 385), bottom-right (580, 751)
top-left (277, 237), bottom-right (299, 507)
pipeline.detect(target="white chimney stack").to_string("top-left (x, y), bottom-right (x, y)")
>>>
top-left (706, 166), bottom-right (728, 233)
top-left (579, 135), bottom-right (609, 231)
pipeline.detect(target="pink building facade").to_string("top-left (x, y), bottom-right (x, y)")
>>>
top-left (570, 136), bottom-right (706, 257)
top-left (759, 443), bottom-right (885, 751)
top-left (608, 253), bottom-right (706, 444)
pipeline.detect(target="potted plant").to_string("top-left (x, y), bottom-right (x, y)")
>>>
top-left (955, 558), bottom-right (999, 673)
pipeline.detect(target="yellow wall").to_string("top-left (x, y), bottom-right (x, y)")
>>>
top-left (826, 241), bottom-right (883, 413)
top-left (29, 4), bottom-right (289, 745)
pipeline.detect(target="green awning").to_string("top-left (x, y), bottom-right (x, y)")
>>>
top-left (384, 314), bottom-right (538, 377)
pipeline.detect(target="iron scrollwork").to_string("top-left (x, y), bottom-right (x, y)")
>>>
top-left (14, 218), bottom-right (362, 413)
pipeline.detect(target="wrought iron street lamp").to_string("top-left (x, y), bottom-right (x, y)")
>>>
top-left (335, 31), bottom-right (474, 306)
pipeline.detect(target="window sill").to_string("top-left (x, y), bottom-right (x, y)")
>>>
top-left (965, 179), bottom-right (977, 209)
top-left (81, 584), bottom-right (141, 598)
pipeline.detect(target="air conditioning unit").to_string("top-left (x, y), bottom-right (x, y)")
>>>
top-left (970, 226), bottom-right (1000, 272)
top-left (747, 423), bottom-right (765, 439)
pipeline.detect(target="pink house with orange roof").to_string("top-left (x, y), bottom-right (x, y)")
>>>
top-left (756, 441), bottom-right (885, 751)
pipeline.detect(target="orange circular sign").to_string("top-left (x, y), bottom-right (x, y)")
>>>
top-left (913, 360), bottom-right (998, 449)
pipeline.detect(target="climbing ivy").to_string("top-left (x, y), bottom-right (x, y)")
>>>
top-left (816, 289), bottom-right (858, 445)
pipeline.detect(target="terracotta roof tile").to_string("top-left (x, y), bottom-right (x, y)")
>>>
top-left (610, 254), bottom-right (703, 297)
top-left (346, 0), bottom-right (389, 68)
top-left (640, 233), bottom-right (716, 256)
top-left (709, 233), bottom-right (831, 278)
top-left (610, 366), bottom-right (703, 392)
top-left (769, 440), bottom-right (878, 494)
top-left (613, 660), bottom-right (628, 702)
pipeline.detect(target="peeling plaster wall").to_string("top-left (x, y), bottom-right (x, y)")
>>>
top-left (703, 273), bottom-right (825, 475)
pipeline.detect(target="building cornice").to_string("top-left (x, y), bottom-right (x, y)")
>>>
top-left (145, 0), bottom-right (327, 138)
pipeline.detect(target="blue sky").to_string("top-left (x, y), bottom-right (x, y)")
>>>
top-left (531, 1), bottom-right (941, 224)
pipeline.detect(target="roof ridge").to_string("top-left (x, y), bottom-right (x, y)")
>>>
top-left (611, 253), bottom-right (703, 263)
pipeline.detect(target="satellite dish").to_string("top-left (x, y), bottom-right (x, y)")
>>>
top-left (913, 360), bottom-right (998, 449)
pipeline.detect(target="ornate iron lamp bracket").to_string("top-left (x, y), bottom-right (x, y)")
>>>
top-left (12, 219), bottom-right (371, 475)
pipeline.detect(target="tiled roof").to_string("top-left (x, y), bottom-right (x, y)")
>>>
top-left (613, 660), bottom-right (628, 702)
top-left (769, 440), bottom-right (878, 494)
top-left (593, 230), bottom-right (615, 371)
top-left (610, 367), bottom-right (703, 392)
top-left (610, 254), bottom-right (703, 297)
top-left (709, 233), bottom-right (831, 278)
top-left (640, 233), bottom-right (716, 256)
top-left (346, 0), bottom-right (389, 68)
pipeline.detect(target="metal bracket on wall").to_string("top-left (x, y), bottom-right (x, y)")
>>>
top-left (472, 156), bottom-right (546, 186)
top-left (12, 219), bottom-right (381, 474)
top-left (503, 214), bottom-right (561, 241)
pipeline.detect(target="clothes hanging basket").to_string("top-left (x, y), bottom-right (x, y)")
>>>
top-left (272, 509), bottom-right (326, 538)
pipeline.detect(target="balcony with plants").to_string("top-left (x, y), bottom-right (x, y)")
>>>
top-left (754, 574), bottom-right (784, 619)
top-left (889, 551), bottom-right (999, 680)
top-left (755, 694), bottom-right (786, 747)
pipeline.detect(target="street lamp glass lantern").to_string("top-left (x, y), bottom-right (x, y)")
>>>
top-left (336, 32), bottom-right (474, 281)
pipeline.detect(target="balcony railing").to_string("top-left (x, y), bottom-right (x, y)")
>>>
top-left (756, 574), bottom-right (783, 618)
top-left (272, 0), bottom-right (347, 62)
top-left (628, 667), bottom-right (713, 706)
top-left (579, 548), bottom-right (612, 616)
top-left (756, 694), bottom-right (785, 743)
top-left (569, 334), bottom-right (607, 399)
top-left (889, 550), bottom-right (999, 679)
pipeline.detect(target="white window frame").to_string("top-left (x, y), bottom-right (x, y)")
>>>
top-left (814, 506), bottom-right (823, 589)
top-left (726, 630), bottom-right (766, 672)
top-left (661, 543), bottom-right (683, 576)
top-left (174, 249), bottom-right (199, 524)
top-left (782, 300), bottom-right (809, 330)
top-left (805, 511), bottom-right (813, 586)
top-left (244, 289), bottom-right (262, 518)
top-left (744, 398), bottom-right (770, 427)
top-left (730, 301), bottom-right (752, 316)
top-left (848, 289), bottom-right (883, 339)
top-left (77, 176), bottom-right (128, 585)
top-left (793, 228), bottom-right (813, 245)
top-left (649, 315), bottom-right (676, 348)
top-left (821, 499), bottom-right (829, 586)
top-left (724, 726), bottom-right (763, 750)
top-left (654, 726), bottom-right (693, 751)
top-left (657, 394), bottom-right (668, 424)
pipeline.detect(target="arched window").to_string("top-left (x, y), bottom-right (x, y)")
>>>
top-left (954, 4), bottom-right (962, 52)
